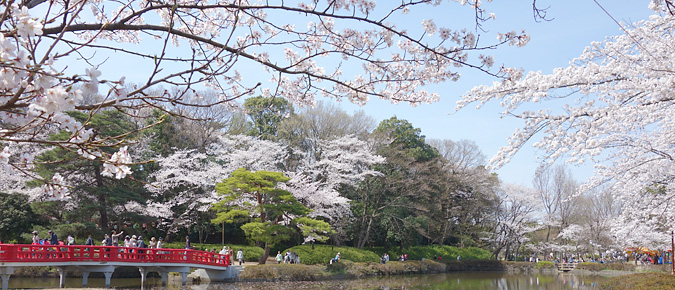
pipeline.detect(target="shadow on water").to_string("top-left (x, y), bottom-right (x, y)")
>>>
top-left (9, 272), bottom-right (612, 289)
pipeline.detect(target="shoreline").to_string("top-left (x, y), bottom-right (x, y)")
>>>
top-left (11, 260), bottom-right (665, 282)
top-left (224, 260), bottom-right (662, 283)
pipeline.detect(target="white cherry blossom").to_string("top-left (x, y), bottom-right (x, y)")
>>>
top-left (0, 0), bottom-right (529, 193)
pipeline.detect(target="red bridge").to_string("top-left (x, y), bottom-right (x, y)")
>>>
top-left (0, 244), bottom-right (234, 289)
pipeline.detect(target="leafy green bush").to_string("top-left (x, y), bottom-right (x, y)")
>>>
top-left (458, 247), bottom-right (491, 260)
top-left (602, 272), bottom-right (675, 290)
top-left (283, 244), bottom-right (380, 264)
top-left (379, 245), bottom-right (490, 261)
top-left (326, 259), bottom-right (351, 273)
top-left (535, 261), bottom-right (556, 269)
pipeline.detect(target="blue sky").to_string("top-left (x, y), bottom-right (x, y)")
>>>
top-left (57, 0), bottom-right (655, 187)
top-left (334, 0), bottom-right (655, 186)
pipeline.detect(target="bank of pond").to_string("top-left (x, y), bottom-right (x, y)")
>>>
top-left (9, 244), bottom-right (675, 289)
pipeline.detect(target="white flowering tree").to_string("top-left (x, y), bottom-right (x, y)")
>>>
top-left (1, 0), bottom-right (532, 197)
top-left (143, 135), bottom-right (286, 240)
top-left (146, 134), bottom-right (382, 243)
top-left (457, 3), bottom-right (675, 248)
top-left (143, 149), bottom-right (225, 239)
top-left (488, 183), bottom-right (540, 260)
top-left (285, 135), bottom-right (385, 244)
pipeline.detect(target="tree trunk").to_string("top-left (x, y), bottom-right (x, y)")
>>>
top-left (357, 214), bottom-right (375, 249)
top-left (94, 165), bottom-right (109, 232)
top-left (258, 242), bottom-right (270, 264)
top-left (514, 242), bottom-right (521, 261)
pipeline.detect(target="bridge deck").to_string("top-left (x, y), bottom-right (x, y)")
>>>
top-left (0, 244), bottom-right (230, 267)
top-left (0, 244), bottom-right (231, 289)
top-left (557, 262), bottom-right (577, 272)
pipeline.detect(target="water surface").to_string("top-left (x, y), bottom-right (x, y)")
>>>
top-left (8, 271), bottom-right (613, 289)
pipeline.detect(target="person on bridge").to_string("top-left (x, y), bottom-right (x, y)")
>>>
top-left (111, 230), bottom-right (124, 246)
top-left (129, 235), bottom-right (137, 250)
top-left (136, 236), bottom-right (146, 248)
top-left (47, 230), bottom-right (58, 258)
top-left (48, 230), bottom-right (58, 245)
top-left (136, 236), bottom-right (147, 257)
top-left (67, 235), bottom-right (75, 245)
top-left (185, 236), bottom-right (191, 249)
top-left (84, 234), bottom-right (94, 246)
top-left (219, 246), bottom-right (228, 264)
top-left (103, 234), bottom-right (112, 246)
top-left (31, 231), bottom-right (39, 245)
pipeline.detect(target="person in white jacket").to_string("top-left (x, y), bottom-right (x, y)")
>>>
top-left (236, 249), bottom-right (244, 265)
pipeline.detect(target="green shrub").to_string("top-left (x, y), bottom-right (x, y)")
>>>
top-left (458, 247), bottom-right (491, 260)
top-left (602, 272), bottom-right (675, 290)
top-left (535, 261), bottom-right (556, 269)
top-left (283, 244), bottom-right (380, 265)
top-left (326, 259), bottom-right (351, 273)
top-left (383, 245), bottom-right (489, 261)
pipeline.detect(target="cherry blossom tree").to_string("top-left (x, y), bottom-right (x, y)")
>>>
top-left (143, 149), bottom-right (224, 237)
top-left (488, 183), bottom-right (540, 260)
top-left (143, 135), bottom-right (287, 238)
top-left (146, 134), bottom-right (383, 242)
top-left (1, 0), bottom-right (531, 196)
top-left (457, 3), bottom-right (675, 247)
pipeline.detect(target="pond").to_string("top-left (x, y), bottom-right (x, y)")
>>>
top-left (7, 271), bottom-right (613, 289)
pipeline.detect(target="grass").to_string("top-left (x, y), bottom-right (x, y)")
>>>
top-left (239, 259), bottom-right (447, 281)
top-left (238, 264), bottom-right (326, 281)
top-left (282, 244), bottom-right (381, 265)
top-left (577, 262), bottom-right (636, 272)
top-left (602, 272), bottom-right (675, 290)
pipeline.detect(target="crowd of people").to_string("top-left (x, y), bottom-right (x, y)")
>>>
top-left (24, 230), bottom-right (245, 266)
top-left (30, 229), bottom-right (167, 251)
top-left (276, 250), bottom-right (300, 264)
top-left (380, 253), bottom-right (412, 264)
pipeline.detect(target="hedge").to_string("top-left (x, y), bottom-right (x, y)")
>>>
top-left (282, 244), bottom-right (380, 265)
top-left (367, 245), bottom-right (490, 261)
top-left (535, 261), bottom-right (556, 269)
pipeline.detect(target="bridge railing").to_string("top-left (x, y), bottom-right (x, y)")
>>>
top-left (0, 244), bottom-right (230, 267)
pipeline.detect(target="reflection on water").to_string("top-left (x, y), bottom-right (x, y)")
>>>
top-left (8, 272), bottom-right (611, 289)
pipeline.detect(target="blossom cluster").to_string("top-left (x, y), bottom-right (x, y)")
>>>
top-left (1, 0), bottom-right (528, 199)
top-left (457, 12), bottom-right (675, 247)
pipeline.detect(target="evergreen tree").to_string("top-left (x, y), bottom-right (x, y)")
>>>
top-left (212, 168), bottom-right (332, 264)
